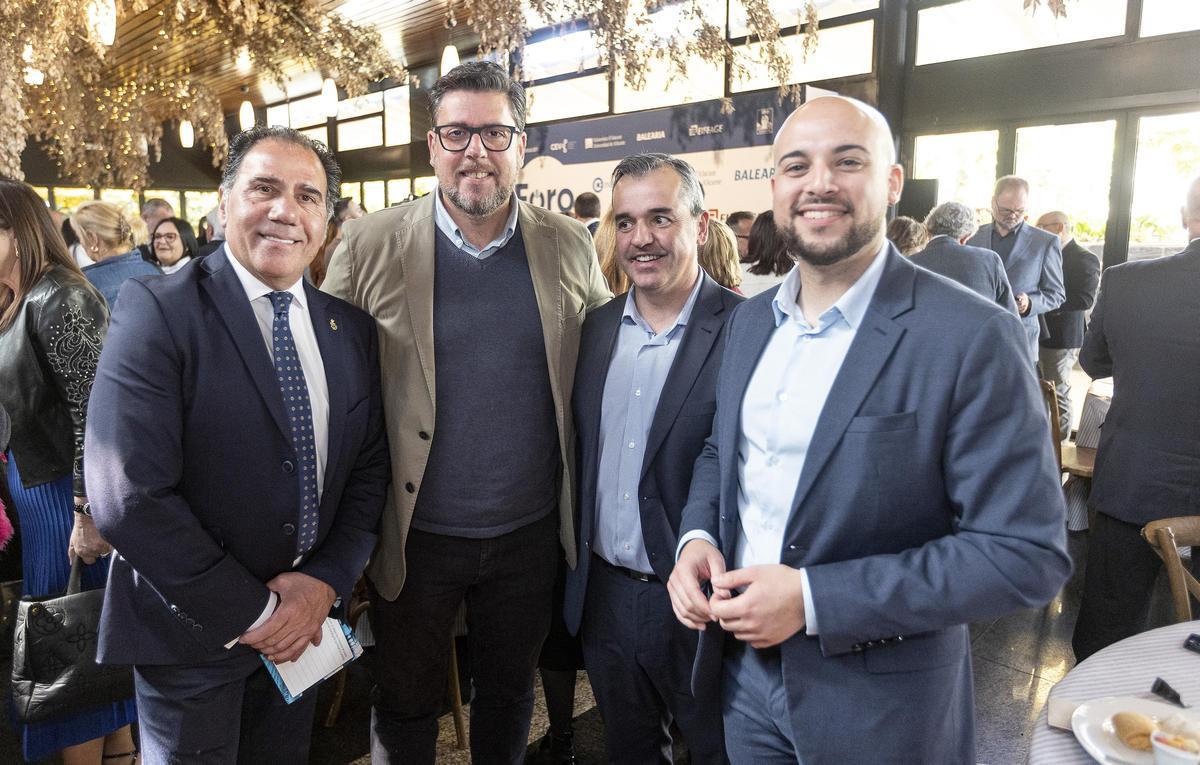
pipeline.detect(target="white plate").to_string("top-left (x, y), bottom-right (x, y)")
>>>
top-left (1072, 696), bottom-right (1194, 764)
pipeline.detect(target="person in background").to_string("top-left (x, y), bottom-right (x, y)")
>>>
top-left (726, 210), bottom-right (755, 260)
top-left (198, 207), bottom-right (225, 257)
top-left (73, 201), bottom-right (160, 311)
top-left (698, 219), bottom-right (744, 294)
top-left (886, 215), bottom-right (929, 257)
top-left (912, 201), bottom-right (1017, 314)
top-left (148, 217), bottom-right (200, 275)
top-left (0, 178), bottom-right (138, 765)
top-left (573, 192), bottom-right (601, 236)
top-left (596, 210), bottom-right (628, 296)
top-left (739, 211), bottom-right (790, 296)
top-left (61, 215), bottom-right (92, 269)
top-left (313, 198), bottom-right (368, 287)
top-left (135, 198), bottom-right (174, 263)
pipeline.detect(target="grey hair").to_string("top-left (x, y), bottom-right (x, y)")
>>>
top-left (924, 201), bottom-right (978, 240)
top-left (429, 61), bottom-right (527, 133)
top-left (204, 207), bottom-right (224, 239)
top-left (992, 175), bottom-right (1030, 200)
top-left (141, 198), bottom-right (173, 217)
top-left (220, 125), bottom-right (342, 218)
top-left (611, 153), bottom-right (705, 217)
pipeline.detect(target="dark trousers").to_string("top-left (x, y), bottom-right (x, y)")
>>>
top-left (369, 512), bottom-right (559, 765)
top-left (134, 653), bottom-right (319, 765)
top-left (580, 556), bottom-right (727, 765)
top-left (1072, 511), bottom-right (1193, 662)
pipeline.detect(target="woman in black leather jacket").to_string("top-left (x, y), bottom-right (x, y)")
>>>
top-left (0, 179), bottom-right (137, 764)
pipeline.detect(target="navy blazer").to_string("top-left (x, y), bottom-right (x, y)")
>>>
top-left (86, 249), bottom-right (390, 666)
top-left (1040, 239), bottom-right (1100, 349)
top-left (1081, 238), bottom-right (1200, 526)
top-left (909, 236), bottom-right (1017, 314)
top-left (680, 245), bottom-right (1071, 764)
top-left (564, 275), bottom-right (741, 635)
top-left (968, 222), bottom-right (1065, 352)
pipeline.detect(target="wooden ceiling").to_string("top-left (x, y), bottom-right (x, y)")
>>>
top-left (109, 0), bottom-right (480, 113)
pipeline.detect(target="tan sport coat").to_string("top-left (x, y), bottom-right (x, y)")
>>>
top-left (322, 193), bottom-right (612, 600)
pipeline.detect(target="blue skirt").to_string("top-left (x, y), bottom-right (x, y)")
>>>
top-left (5, 451), bottom-right (137, 762)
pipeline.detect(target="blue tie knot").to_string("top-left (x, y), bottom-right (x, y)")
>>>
top-left (269, 291), bottom-right (293, 317)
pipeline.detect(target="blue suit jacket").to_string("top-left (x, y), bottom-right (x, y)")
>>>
top-left (1080, 238), bottom-right (1200, 525)
top-left (564, 274), bottom-right (741, 635)
top-left (909, 236), bottom-right (1017, 314)
top-left (86, 249), bottom-right (390, 666)
top-left (681, 246), bottom-right (1071, 763)
top-left (968, 223), bottom-right (1065, 353)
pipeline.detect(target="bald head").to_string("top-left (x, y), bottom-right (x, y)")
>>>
top-left (1036, 210), bottom-right (1071, 246)
top-left (773, 96), bottom-right (897, 165)
top-left (1185, 176), bottom-right (1200, 240)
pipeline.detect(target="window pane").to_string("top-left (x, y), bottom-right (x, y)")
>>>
top-left (729, 0), bottom-right (878, 38)
top-left (614, 3), bottom-right (725, 112)
top-left (1141, 0), bottom-right (1200, 37)
top-left (912, 131), bottom-right (999, 216)
top-left (522, 30), bottom-right (600, 81)
top-left (266, 104), bottom-right (290, 128)
top-left (343, 182), bottom-right (362, 206)
top-left (183, 191), bottom-right (219, 233)
top-left (53, 187), bottom-right (94, 215)
top-left (384, 87), bottom-right (411, 147)
top-left (916, 0), bottom-right (1126, 66)
top-left (387, 178), bottom-right (411, 206)
top-left (413, 176), bottom-right (438, 197)
top-left (338, 116), bottom-right (384, 152)
top-left (297, 125), bottom-right (329, 147)
top-left (337, 92), bottom-right (383, 120)
top-left (290, 94), bottom-right (328, 128)
top-left (1015, 121), bottom-right (1115, 253)
top-left (527, 73), bottom-right (609, 124)
top-left (731, 20), bottom-right (873, 93)
top-left (30, 186), bottom-right (50, 206)
top-left (1128, 111), bottom-right (1200, 261)
top-left (99, 188), bottom-right (139, 226)
top-left (361, 180), bottom-right (386, 214)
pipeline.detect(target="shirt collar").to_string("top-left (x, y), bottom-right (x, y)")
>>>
top-left (622, 271), bottom-right (704, 337)
top-left (223, 244), bottom-right (308, 311)
top-left (433, 190), bottom-right (520, 256)
top-left (771, 240), bottom-right (889, 330)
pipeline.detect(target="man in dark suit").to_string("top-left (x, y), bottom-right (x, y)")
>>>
top-left (565, 153), bottom-right (738, 764)
top-left (574, 191), bottom-right (602, 236)
top-left (667, 97), bottom-right (1071, 764)
top-left (1071, 176), bottom-right (1200, 662)
top-left (1036, 210), bottom-right (1101, 438)
top-left (967, 176), bottom-right (1065, 362)
top-left (85, 126), bottom-right (390, 763)
top-left (912, 200), bottom-right (1017, 313)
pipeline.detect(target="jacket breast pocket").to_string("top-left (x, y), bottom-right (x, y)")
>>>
top-left (845, 411), bottom-right (917, 434)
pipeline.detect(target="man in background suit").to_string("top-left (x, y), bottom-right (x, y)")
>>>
top-left (1071, 176), bottom-right (1200, 661)
top-left (911, 200), bottom-right (1017, 313)
top-left (565, 153), bottom-right (738, 764)
top-left (1036, 210), bottom-right (1101, 439)
top-left (86, 126), bottom-right (390, 763)
top-left (968, 175), bottom-right (1065, 362)
top-left (322, 61), bottom-right (611, 764)
top-left (667, 96), bottom-right (1071, 764)
top-left (574, 191), bottom-right (602, 236)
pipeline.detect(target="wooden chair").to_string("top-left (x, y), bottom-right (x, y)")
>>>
top-left (1142, 517), bottom-right (1200, 623)
top-left (1040, 379), bottom-right (1095, 479)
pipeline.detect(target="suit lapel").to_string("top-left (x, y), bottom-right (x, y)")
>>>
top-left (1007, 224), bottom-right (1032, 269)
top-left (199, 249), bottom-right (290, 440)
top-left (641, 276), bottom-right (725, 479)
top-left (520, 203), bottom-right (564, 394)
top-left (401, 195), bottom-right (437, 408)
top-left (306, 284), bottom-right (347, 507)
top-left (786, 249), bottom-right (913, 516)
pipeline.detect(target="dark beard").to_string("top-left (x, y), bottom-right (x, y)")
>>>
top-left (442, 181), bottom-right (512, 218)
top-left (777, 214), bottom-right (879, 267)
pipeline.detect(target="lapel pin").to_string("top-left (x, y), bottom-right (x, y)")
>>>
top-left (329, 318), bottom-right (338, 331)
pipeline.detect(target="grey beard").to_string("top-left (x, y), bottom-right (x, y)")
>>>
top-left (778, 215), bottom-right (879, 268)
top-left (442, 182), bottom-right (513, 219)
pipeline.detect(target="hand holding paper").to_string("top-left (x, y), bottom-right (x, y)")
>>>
top-left (240, 572), bottom-right (335, 663)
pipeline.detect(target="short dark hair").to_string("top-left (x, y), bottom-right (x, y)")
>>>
top-left (220, 126), bottom-right (342, 218)
top-left (429, 61), bottom-right (527, 133)
top-left (726, 210), bottom-right (755, 227)
top-left (151, 217), bottom-right (200, 263)
top-left (612, 153), bottom-right (705, 217)
top-left (574, 192), bottom-right (600, 219)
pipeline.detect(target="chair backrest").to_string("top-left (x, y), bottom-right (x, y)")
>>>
top-left (1040, 379), bottom-right (1063, 469)
top-left (1142, 517), bottom-right (1200, 623)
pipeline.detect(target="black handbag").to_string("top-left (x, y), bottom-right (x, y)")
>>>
top-left (11, 557), bottom-right (134, 722)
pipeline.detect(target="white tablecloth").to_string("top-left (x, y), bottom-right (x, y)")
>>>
top-left (1028, 621), bottom-right (1200, 764)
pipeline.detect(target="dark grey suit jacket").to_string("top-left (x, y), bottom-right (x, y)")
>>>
top-left (1040, 239), bottom-right (1100, 349)
top-left (910, 236), bottom-right (1017, 314)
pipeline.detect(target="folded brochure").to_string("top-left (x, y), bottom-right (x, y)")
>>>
top-left (261, 618), bottom-right (363, 704)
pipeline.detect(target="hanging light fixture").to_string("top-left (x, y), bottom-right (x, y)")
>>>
top-left (239, 100), bottom-right (256, 131)
top-left (179, 120), bottom-right (195, 149)
top-left (440, 45), bottom-right (460, 76)
top-left (321, 77), bottom-right (339, 119)
top-left (85, 0), bottom-right (118, 47)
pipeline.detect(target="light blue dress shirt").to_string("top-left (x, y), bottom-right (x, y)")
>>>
top-left (433, 190), bottom-right (520, 259)
top-left (680, 243), bottom-right (888, 633)
top-left (594, 274), bottom-right (704, 574)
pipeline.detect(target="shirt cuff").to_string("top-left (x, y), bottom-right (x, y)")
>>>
top-left (224, 591), bottom-right (278, 649)
top-left (800, 568), bottom-right (818, 635)
top-left (676, 530), bottom-right (719, 561)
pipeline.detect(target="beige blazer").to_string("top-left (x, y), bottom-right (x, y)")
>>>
top-left (322, 193), bottom-right (612, 600)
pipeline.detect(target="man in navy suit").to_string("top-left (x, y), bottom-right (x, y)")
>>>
top-left (564, 153), bottom-right (739, 764)
top-left (85, 127), bottom-right (389, 763)
top-left (1071, 176), bottom-right (1200, 661)
top-left (967, 175), bottom-right (1065, 362)
top-left (667, 97), bottom-right (1071, 764)
top-left (911, 200), bottom-right (1017, 313)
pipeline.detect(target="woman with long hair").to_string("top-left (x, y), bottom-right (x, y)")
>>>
top-left (0, 179), bottom-right (138, 764)
top-left (72, 201), bottom-right (160, 310)
top-left (148, 217), bottom-right (200, 275)
top-left (595, 210), bottom-right (628, 295)
top-left (697, 219), bottom-right (744, 294)
top-left (740, 210), bottom-right (791, 296)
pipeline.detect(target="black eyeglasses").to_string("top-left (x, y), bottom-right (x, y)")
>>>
top-left (432, 125), bottom-right (519, 152)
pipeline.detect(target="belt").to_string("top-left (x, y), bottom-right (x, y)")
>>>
top-left (594, 553), bottom-right (660, 583)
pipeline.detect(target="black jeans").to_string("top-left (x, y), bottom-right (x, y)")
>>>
top-left (368, 511), bottom-right (559, 765)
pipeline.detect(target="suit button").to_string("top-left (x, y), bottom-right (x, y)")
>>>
top-left (282, 523), bottom-right (296, 535)
top-left (418, 431), bottom-right (430, 440)
top-left (194, 624), bottom-right (203, 632)
top-left (282, 460), bottom-right (295, 474)
top-left (405, 482), bottom-right (415, 493)
top-left (787, 544), bottom-right (798, 551)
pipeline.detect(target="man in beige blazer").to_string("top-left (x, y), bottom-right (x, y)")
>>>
top-left (322, 61), bottom-right (611, 764)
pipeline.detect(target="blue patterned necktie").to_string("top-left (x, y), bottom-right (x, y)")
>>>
top-left (268, 291), bottom-right (319, 557)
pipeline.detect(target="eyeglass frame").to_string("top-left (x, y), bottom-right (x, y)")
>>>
top-left (994, 206), bottom-right (1027, 218)
top-left (152, 232), bottom-right (179, 243)
top-left (431, 124), bottom-right (520, 153)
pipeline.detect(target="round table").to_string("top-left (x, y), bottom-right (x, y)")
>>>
top-left (1028, 621), bottom-right (1200, 764)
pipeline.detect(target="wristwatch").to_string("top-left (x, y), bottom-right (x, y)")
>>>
top-left (73, 502), bottom-right (93, 517)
